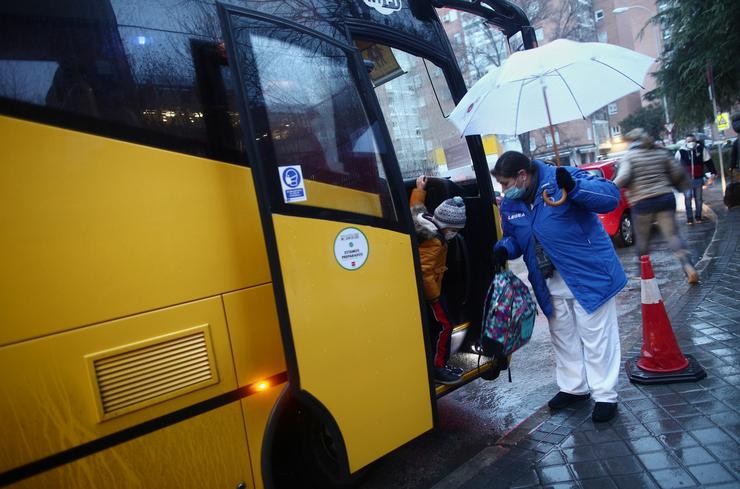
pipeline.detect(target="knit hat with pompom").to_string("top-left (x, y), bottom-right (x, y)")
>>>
top-left (433, 196), bottom-right (466, 229)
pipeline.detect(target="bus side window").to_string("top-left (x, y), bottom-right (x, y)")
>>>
top-left (0, 3), bottom-right (247, 166)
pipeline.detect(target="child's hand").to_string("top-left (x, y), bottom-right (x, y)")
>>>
top-left (416, 175), bottom-right (427, 190)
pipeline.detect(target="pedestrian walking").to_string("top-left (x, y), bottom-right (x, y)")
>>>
top-left (490, 151), bottom-right (627, 422)
top-left (675, 133), bottom-right (717, 224)
top-left (410, 175), bottom-right (467, 385)
top-left (614, 128), bottom-right (699, 284)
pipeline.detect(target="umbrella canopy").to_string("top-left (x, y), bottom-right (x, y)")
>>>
top-left (449, 39), bottom-right (655, 136)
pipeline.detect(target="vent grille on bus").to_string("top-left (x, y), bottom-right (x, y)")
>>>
top-left (89, 325), bottom-right (218, 420)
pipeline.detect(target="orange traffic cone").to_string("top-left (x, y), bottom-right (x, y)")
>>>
top-left (625, 255), bottom-right (706, 384)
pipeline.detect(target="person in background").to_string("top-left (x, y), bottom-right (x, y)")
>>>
top-left (675, 134), bottom-right (716, 224)
top-left (731, 113), bottom-right (740, 171)
top-left (410, 176), bottom-right (467, 385)
top-left (614, 128), bottom-right (698, 284)
top-left (490, 151), bottom-right (626, 423)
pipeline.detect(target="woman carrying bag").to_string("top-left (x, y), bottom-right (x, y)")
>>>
top-left (491, 151), bottom-right (626, 423)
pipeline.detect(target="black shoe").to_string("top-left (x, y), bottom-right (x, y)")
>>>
top-left (687, 219), bottom-right (695, 225)
top-left (548, 391), bottom-right (590, 410)
top-left (695, 217), bottom-right (703, 224)
top-left (592, 402), bottom-right (618, 422)
top-left (434, 366), bottom-right (462, 385)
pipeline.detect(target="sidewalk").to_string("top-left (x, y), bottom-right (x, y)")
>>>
top-left (432, 196), bottom-right (740, 489)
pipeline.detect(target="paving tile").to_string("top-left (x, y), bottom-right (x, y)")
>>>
top-left (637, 451), bottom-right (682, 470)
top-left (653, 394), bottom-right (689, 407)
top-left (623, 398), bottom-right (657, 413)
top-left (644, 419), bottom-right (684, 435)
top-left (708, 411), bottom-right (740, 425)
top-left (602, 454), bottom-right (645, 476)
top-left (560, 433), bottom-right (589, 449)
top-left (671, 446), bottom-right (716, 465)
top-left (686, 462), bottom-right (736, 485)
top-left (579, 478), bottom-right (619, 489)
top-left (568, 460), bottom-right (609, 480)
top-left (704, 442), bottom-right (740, 462)
top-left (538, 450), bottom-right (566, 467)
top-left (710, 386), bottom-right (740, 402)
top-left (689, 427), bottom-right (735, 445)
top-left (675, 414), bottom-right (717, 430)
top-left (612, 422), bottom-right (652, 439)
top-left (536, 465), bottom-right (573, 484)
top-left (611, 472), bottom-right (661, 489)
top-left (584, 428), bottom-right (621, 444)
top-left (650, 467), bottom-right (699, 488)
top-left (694, 401), bottom-right (733, 415)
top-left (627, 436), bottom-right (664, 454)
top-left (562, 446), bottom-right (600, 463)
top-left (670, 383), bottom-right (705, 394)
top-left (594, 440), bottom-right (632, 458)
top-left (544, 482), bottom-right (579, 489)
top-left (665, 404), bottom-right (701, 417)
top-left (657, 432), bottom-right (700, 449)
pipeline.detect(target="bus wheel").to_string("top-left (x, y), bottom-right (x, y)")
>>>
top-left (296, 408), bottom-right (366, 489)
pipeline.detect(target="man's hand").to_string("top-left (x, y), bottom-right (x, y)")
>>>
top-left (416, 175), bottom-right (427, 190)
top-left (556, 167), bottom-right (575, 192)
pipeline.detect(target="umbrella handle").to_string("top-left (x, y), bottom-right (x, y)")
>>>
top-left (542, 188), bottom-right (567, 206)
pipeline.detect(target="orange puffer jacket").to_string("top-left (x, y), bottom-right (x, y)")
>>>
top-left (410, 188), bottom-right (447, 301)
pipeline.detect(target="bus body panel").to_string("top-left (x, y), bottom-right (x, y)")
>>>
top-left (223, 285), bottom-right (286, 387)
top-left (272, 215), bottom-right (433, 472)
top-left (0, 296), bottom-right (239, 472)
top-left (0, 116), bottom-right (271, 346)
top-left (10, 402), bottom-right (254, 489)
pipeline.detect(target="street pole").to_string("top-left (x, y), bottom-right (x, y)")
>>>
top-left (706, 65), bottom-right (726, 191)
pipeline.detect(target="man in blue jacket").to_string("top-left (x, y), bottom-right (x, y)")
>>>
top-left (491, 151), bottom-right (627, 422)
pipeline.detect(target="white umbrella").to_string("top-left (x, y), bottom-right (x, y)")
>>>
top-left (449, 39), bottom-right (654, 204)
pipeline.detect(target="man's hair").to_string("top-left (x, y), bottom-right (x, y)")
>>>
top-left (491, 151), bottom-right (533, 179)
top-left (685, 133), bottom-right (696, 139)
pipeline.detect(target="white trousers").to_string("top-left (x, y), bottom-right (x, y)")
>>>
top-left (546, 272), bottom-right (621, 403)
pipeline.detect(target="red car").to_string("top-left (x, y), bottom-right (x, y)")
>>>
top-left (579, 159), bottom-right (634, 247)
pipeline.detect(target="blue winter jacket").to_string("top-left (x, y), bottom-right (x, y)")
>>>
top-left (494, 160), bottom-right (627, 317)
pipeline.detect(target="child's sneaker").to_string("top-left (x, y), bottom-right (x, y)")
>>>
top-left (434, 366), bottom-right (462, 385)
top-left (447, 365), bottom-right (464, 376)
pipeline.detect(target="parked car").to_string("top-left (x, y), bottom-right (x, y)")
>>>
top-left (579, 159), bottom-right (634, 247)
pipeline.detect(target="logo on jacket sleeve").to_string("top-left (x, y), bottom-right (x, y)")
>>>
top-left (507, 212), bottom-right (526, 221)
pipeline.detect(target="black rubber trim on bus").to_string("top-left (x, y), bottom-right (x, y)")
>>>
top-left (0, 371), bottom-right (288, 488)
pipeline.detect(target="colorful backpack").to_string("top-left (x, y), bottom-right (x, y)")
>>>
top-left (479, 270), bottom-right (537, 378)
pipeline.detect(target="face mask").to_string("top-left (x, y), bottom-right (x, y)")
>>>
top-left (442, 229), bottom-right (458, 241)
top-left (503, 174), bottom-right (526, 200)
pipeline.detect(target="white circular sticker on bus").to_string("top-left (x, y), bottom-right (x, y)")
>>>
top-left (334, 227), bottom-right (369, 270)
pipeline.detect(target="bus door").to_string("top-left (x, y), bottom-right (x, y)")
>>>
top-left (219, 6), bottom-right (434, 475)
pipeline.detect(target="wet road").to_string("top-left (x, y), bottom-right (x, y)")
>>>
top-left (357, 188), bottom-right (720, 489)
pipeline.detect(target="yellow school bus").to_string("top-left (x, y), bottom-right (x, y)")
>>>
top-left (0, 1), bottom-right (535, 487)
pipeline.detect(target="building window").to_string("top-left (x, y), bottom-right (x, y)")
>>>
top-left (535, 28), bottom-right (545, 42)
top-left (544, 130), bottom-right (560, 147)
top-left (598, 31), bottom-right (608, 43)
top-left (594, 10), bottom-right (604, 22)
top-left (610, 125), bottom-right (621, 136)
top-left (587, 127), bottom-right (593, 141)
top-left (608, 103), bottom-right (618, 115)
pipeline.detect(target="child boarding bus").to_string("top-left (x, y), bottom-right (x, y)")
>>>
top-left (0, 1), bottom-right (535, 488)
